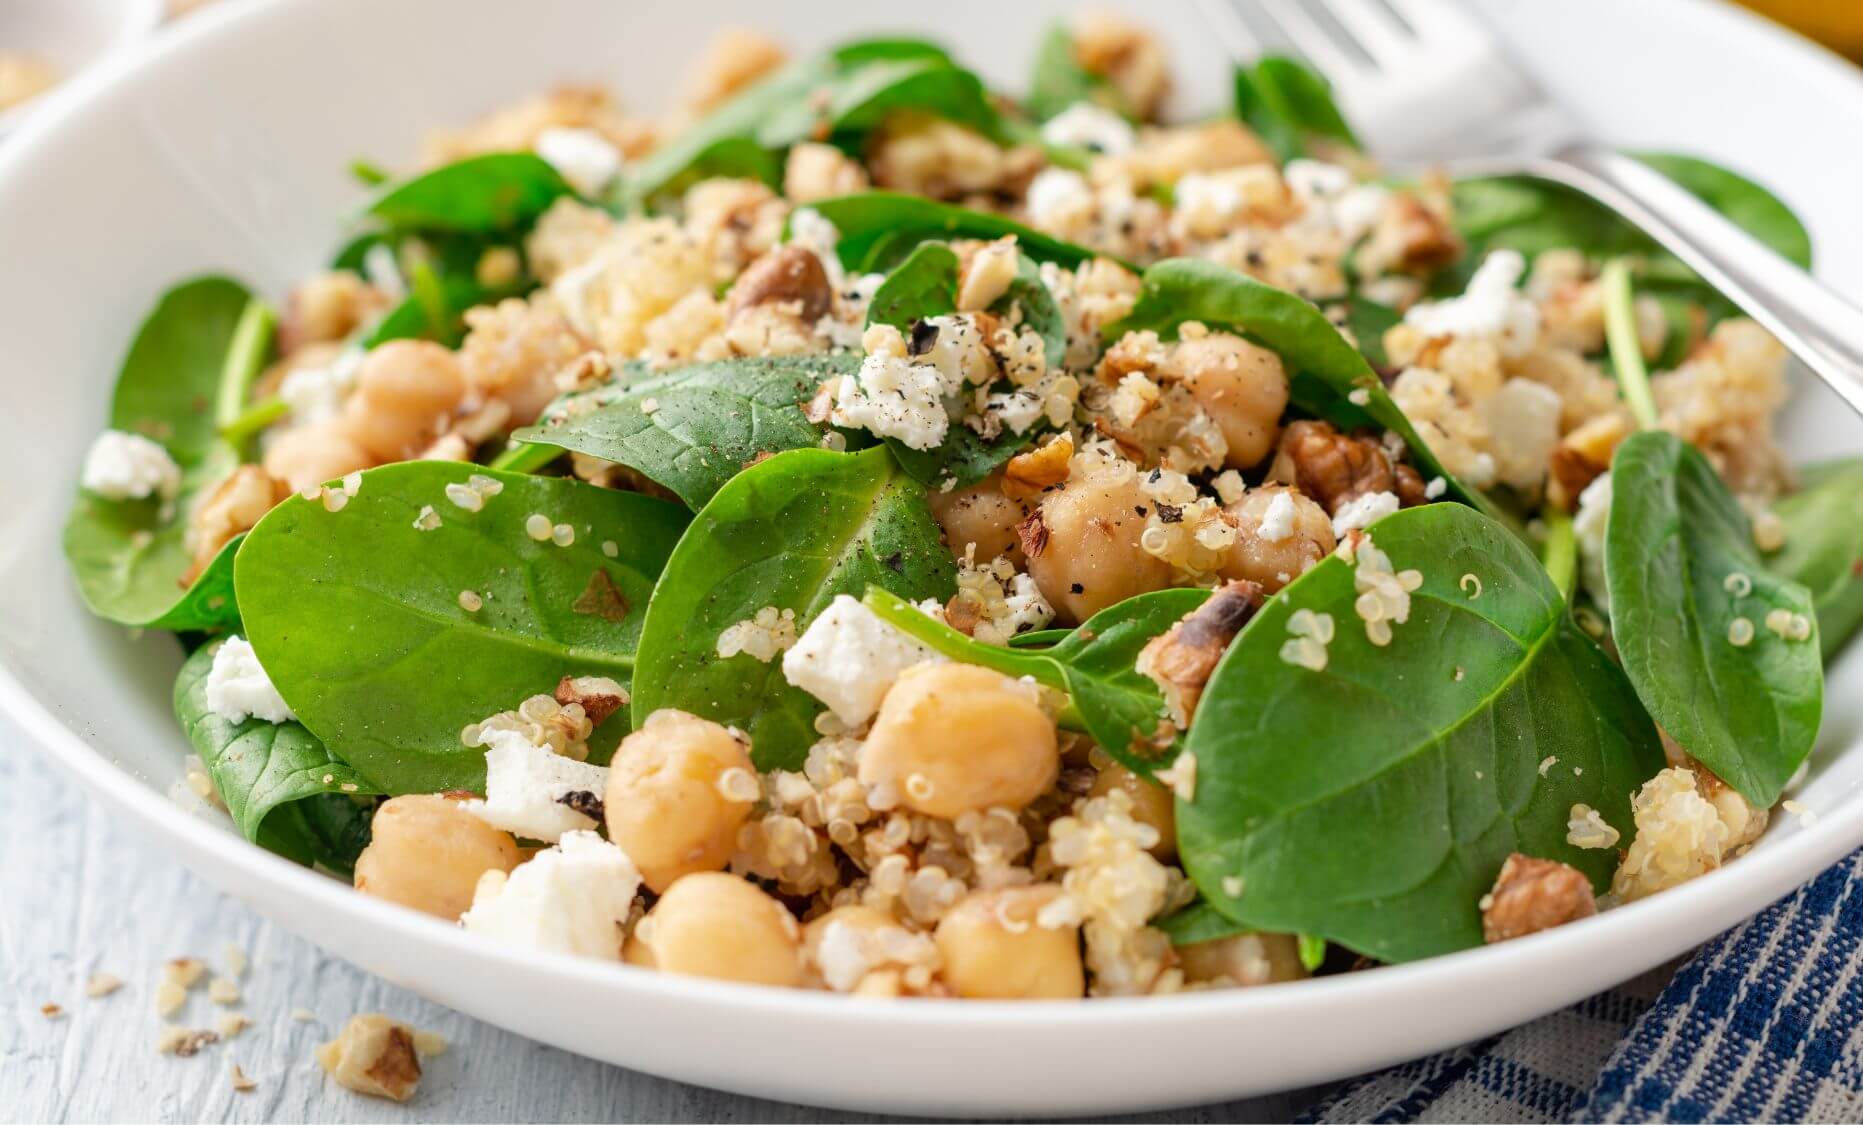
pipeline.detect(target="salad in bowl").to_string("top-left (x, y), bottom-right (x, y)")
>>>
top-left (62, 11), bottom-right (1858, 1006)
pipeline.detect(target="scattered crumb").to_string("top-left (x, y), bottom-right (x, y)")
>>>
top-left (231, 1064), bottom-right (258, 1093)
top-left (165, 957), bottom-right (208, 989)
top-left (157, 1027), bottom-right (220, 1057)
top-left (224, 945), bottom-right (249, 978)
top-left (217, 1013), bottom-right (252, 1039)
top-left (208, 977), bottom-right (241, 1006)
top-left (1783, 799), bottom-right (1818, 826)
top-left (40, 1003), bottom-right (64, 1019)
top-left (412, 1029), bottom-right (449, 1057)
top-left (155, 980), bottom-right (187, 1017)
top-left (1538, 756), bottom-right (1558, 778)
top-left (317, 1014), bottom-right (425, 1102)
top-left (290, 1007), bottom-right (317, 1023)
top-left (85, 972), bottom-right (123, 998)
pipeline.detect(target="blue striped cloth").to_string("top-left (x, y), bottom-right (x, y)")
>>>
top-left (1296, 848), bottom-right (1863, 1123)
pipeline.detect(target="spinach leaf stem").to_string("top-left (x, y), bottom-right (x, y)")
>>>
top-left (1601, 258), bottom-right (1660, 431)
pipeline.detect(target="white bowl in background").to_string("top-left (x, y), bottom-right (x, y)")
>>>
top-left (0, 0), bottom-right (164, 137)
top-left (1, 0), bottom-right (1861, 1116)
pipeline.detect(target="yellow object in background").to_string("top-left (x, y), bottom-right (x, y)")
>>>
top-left (1740, 0), bottom-right (1863, 61)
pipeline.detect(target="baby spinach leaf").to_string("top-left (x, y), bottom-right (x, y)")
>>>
top-left (866, 242), bottom-right (961, 330)
top-left (864, 586), bottom-right (1209, 776)
top-left (1605, 432), bottom-right (1822, 806)
top-left (806, 192), bottom-right (1109, 272)
top-left (628, 42), bottom-right (1004, 205)
top-left (1768, 459), bottom-right (1863, 659)
top-left (511, 354), bottom-right (865, 510)
top-left (1108, 258), bottom-right (1496, 519)
top-left (367, 152), bottom-right (573, 234)
top-left (631, 448), bottom-right (956, 772)
top-left (64, 277), bottom-right (269, 630)
top-left (887, 428), bottom-right (1033, 493)
top-left (1026, 23), bottom-right (1128, 122)
top-left (1233, 56), bottom-right (1359, 164)
top-left (236, 462), bottom-right (689, 795)
top-left (1179, 503), bottom-right (1665, 964)
top-left (174, 640), bottom-right (380, 872)
top-left (1155, 899), bottom-right (1248, 946)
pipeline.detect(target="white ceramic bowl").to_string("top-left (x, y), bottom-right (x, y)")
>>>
top-left (0, 0), bottom-right (163, 137)
top-left (2, 0), bottom-right (1861, 1115)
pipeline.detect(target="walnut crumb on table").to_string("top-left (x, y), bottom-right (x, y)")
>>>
top-left (85, 971), bottom-right (123, 998)
top-left (40, 1002), bottom-right (63, 1019)
top-left (317, 1013), bottom-right (439, 1102)
top-left (230, 1064), bottom-right (259, 1093)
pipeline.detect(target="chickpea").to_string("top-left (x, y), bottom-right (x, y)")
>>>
top-left (1220, 485), bottom-right (1336, 593)
top-left (1178, 931), bottom-right (1309, 987)
top-left (860, 663), bottom-right (1058, 819)
top-left (927, 474), bottom-right (1030, 564)
top-left (604, 710), bottom-right (757, 893)
top-left (1088, 764), bottom-right (1176, 861)
top-left (341, 340), bottom-right (466, 462)
top-left (934, 885), bottom-right (1083, 999)
top-left (353, 794), bottom-right (521, 921)
top-left (624, 872), bottom-right (804, 988)
top-left (1171, 333), bottom-right (1287, 470)
top-left (1024, 465), bottom-right (1173, 623)
top-left (262, 423), bottom-right (374, 497)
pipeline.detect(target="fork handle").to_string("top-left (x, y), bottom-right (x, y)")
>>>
top-left (1494, 145), bottom-right (1863, 418)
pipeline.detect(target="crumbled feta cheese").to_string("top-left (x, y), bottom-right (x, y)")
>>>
top-left (999, 573), bottom-right (1055, 638)
top-left (828, 358), bottom-right (950, 450)
top-left (1573, 472), bottom-right (1613, 611)
top-left (1331, 490), bottom-right (1399, 537)
top-left (1283, 159), bottom-right (1353, 202)
top-left (1284, 160), bottom-right (1389, 243)
top-left (1174, 172), bottom-right (1244, 230)
top-left (1256, 491), bottom-right (1298, 542)
top-left (786, 207), bottom-right (847, 289)
top-left (549, 252), bottom-right (611, 336)
top-left (1039, 102), bottom-right (1135, 155)
top-left (1025, 168), bottom-right (1094, 229)
top-left (278, 348), bottom-right (365, 428)
top-left (205, 637), bottom-right (296, 725)
top-left (461, 831), bottom-right (639, 960)
top-left (460, 731), bottom-right (611, 843)
top-left (986, 389), bottom-right (1046, 435)
top-left (1483, 379), bottom-right (1564, 491)
top-left (533, 127), bottom-right (624, 198)
top-left (80, 430), bottom-right (181, 502)
top-left (1424, 476), bottom-right (1447, 500)
top-left (1405, 249), bottom-right (1541, 355)
top-left (781, 595), bottom-right (943, 727)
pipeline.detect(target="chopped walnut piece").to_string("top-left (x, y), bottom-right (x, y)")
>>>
top-left (1480, 853), bottom-right (1598, 943)
top-left (726, 244), bottom-right (833, 323)
top-left (1273, 420), bottom-right (1425, 515)
top-left (85, 972), bottom-right (123, 998)
top-left (1356, 188), bottom-right (1463, 277)
top-left (1002, 433), bottom-right (1075, 501)
top-left (1546, 412), bottom-right (1630, 511)
top-left (231, 1064), bottom-right (258, 1093)
top-left (185, 465), bottom-right (287, 584)
top-left (555, 675), bottom-right (629, 726)
top-left (157, 1027), bottom-right (220, 1057)
top-left (40, 1003), bottom-right (63, 1019)
top-left (1136, 580), bottom-right (1263, 727)
top-left (1016, 509), bottom-right (1051, 559)
top-left (316, 1014), bottom-right (424, 1103)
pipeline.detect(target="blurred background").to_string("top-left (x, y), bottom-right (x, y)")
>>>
top-left (3, 0), bottom-right (1861, 131)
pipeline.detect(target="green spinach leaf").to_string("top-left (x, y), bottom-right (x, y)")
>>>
top-left (1233, 56), bottom-right (1358, 164)
top-left (1179, 502), bottom-right (1665, 963)
top-left (510, 354), bottom-right (865, 510)
top-left (174, 639), bottom-right (380, 872)
top-left (1768, 459), bottom-right (1863, 660)
top-left (235, 461), bottom-right (689, 794)
top-left (1605, 431), bottom-right (1822, 806)
top-left (630, 448), bottom-right (956, 771)
top-left (866, 242), bottom-right (961, 330)
top-left (1155, 899), bottom-right (1248, 946)
top-left (367, 153), bottom-right (573, 234)
top-left (1026, 23), bottom-right (1127, 122)
top-left (806, 192), bottom-right (1109, 272)
top-left (1107, 258), bottom-right (1496, 518)
top-left (64, 277), bottom-right (269, 630)
top-left (628, 42), bottom-right (1004, 205)
top-left (865, 586), bottom-right (1209, 776)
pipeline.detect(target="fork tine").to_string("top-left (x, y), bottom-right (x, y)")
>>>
top-left (1255, 0), bottom-right (1365, 79)
top-left (1314, 0), bottom-right (1416, 68)
top-left (1191, 0), bottom-right (1267, 61)
top-left (1379, 0), bottom-right (1490, 49)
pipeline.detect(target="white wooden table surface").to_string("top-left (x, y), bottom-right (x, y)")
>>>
top-left (1, 736), bottom-right (1333, 1123)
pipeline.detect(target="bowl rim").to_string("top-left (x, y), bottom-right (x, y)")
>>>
top-left (5, 0), bottom-right (1863, 1035)
top-left (0, 0), bottom-right (167, 136)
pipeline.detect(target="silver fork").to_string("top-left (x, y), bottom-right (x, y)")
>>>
top-left (1195, 0), bottom-right (1863, 418)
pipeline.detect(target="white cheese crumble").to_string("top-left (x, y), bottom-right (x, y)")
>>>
top-left (278, 348), bottom-right (365, 428)
top-left (80, 430), bottom-right (181, 502)
top-left (786, 207), bottom-right (847, 289)
top-left (1039, 102), bottom-right (1135, 155)
top-left (1572, 472), bottom-right (1613, 612)
top-left (1331, 490), bottom-right (1400, 537)
top-left (827, 356), bottom-right (951, 450)
top-left (205, 637), bottom-right (296, 725)
top-left (781, 595), bottom-right (943, 727)
top-left (1405, 249), bottom-right (1541, 355)
top-left (1025, 168), bottom-right (1094, 229)
top-left (461, 830), bottom-right (640, 960)
top-left (460, 731), bottom-right (611, 842)
top-left (533, 127), bottom-right (624, 198)
top-left (1284, 159), bottom-right (1390, 243)
top-left (1256, 491), bottom-right (1298, 543)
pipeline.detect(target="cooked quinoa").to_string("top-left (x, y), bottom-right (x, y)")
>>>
top-left (66, 13), bottom-right (1852, 1001)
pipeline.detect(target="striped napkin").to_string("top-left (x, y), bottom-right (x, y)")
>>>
top-left (1296, 848), bottom-right (1863, 1123)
